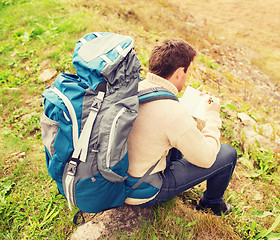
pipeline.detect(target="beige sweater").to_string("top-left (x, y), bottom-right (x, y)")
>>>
top-left (125, 73), bottom-right (221, 205)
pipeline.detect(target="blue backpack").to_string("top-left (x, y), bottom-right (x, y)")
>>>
top-left (40, 32), bottom-right (178, 218)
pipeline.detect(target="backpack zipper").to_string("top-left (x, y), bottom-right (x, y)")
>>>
top-left (106, 107), bottom-right (127, 168)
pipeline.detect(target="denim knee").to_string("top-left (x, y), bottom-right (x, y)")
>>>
top-left (220, 144), bottom-right (237, 166)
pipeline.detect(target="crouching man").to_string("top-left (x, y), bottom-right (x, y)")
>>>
top-left (126, 38), bottom-right (237, 215)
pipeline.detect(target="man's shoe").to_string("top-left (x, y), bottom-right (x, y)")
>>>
top-left (196, 199), bottom-right (232, 216)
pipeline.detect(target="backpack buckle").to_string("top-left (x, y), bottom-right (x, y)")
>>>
top-left (91, 101), bottom-right (102, 112)
top-left (67, 160), bottom-right (78, 176)
top-left (91, 91), bottom-right (105, 112)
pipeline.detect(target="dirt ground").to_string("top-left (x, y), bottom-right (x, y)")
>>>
top-left (172, 0), bottom-right (280, 84)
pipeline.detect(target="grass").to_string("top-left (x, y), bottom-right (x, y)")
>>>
top-left (132, 198), bottom-right (241, 239)
top-left (0, 0), bottom-right (280, 239)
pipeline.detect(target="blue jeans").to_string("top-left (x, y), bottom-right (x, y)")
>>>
top-left (138, 144), bottom-right (237, 207)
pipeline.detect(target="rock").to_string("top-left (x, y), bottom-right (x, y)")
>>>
top-left (70, 204), bottom-right (153, 240)
top-left (38, 69), bottom-right (57, 82)
top-left (198, 65), bottom-right (207, 73)
top-left (19, 152), bottom-right (26, 157)
top-left (260, 123), bottom-right (274, 139)
top-left (185, 21), bottom-right (197, 28)
top-left (39, 59), bottom-right (50, 69)
top-left (237, 112), bottom-right (257, 127)
top-left (2, 87), bottom-right (20, 91)
top-left (242, 126), bottom-right (272, 149)
top-left (275, 134), bottom-right (280, 145)
top-left (22, 113), bottom-right (32, 121)
top-left (71, 221), bottom-right (105, 240)
top-left (10, 152), bottom-right (26, 162)
top-left (11, 152), bottom-right (25, 157)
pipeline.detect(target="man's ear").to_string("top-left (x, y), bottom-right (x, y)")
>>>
top-left (174, 67), bottom-right (185, 80)
top-left (168, 67), bottom-right (184, 90)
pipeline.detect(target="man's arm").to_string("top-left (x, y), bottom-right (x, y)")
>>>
top-left (168, 101), bottom-right (221, 168)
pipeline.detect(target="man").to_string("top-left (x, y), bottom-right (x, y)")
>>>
top-left (126, 38), bottom-right (237, 215)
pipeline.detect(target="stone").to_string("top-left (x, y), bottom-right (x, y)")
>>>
top-left (237, 112), bottom-right (257, 127)
top-left (275, 135), bottom-right (280, 145)
top-left (71, 221), bottom-right (105, 240)
top-left (70, 204), bottom-right (153, 240)
top-left (185, 21), bottom-right (197, 28)
top-left (22, 113), bottom-right (33, 121)
top-left (39, 59), bottom-right (50, 68)
top-left (198, 65), bottom-right (207, 73)
top-left (38, 69), bottom-right (57, 82)
top-left (242, 126), bottom-right (271, 149)
top-left (260, 123), bottom-right (274, 139)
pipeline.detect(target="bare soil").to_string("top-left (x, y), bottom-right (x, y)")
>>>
top-left (172, 0), bottom-right (280, 83)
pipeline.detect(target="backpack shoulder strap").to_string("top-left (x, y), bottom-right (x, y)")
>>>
top-left (131, 87), bottom-right (178, 190)
top-left (138, 87), bottom-right (178, 103)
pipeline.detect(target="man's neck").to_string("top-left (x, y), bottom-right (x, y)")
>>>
top-left (145, 73), bottom-right (178, 95)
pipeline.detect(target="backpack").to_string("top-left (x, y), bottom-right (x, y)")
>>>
top-left (40, 32), bottom-right (178, 218)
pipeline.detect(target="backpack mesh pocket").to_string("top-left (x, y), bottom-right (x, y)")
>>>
top-left (41, 113), bottom-right (59, 158)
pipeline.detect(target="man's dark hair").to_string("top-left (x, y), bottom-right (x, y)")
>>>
top-left (149, 38), bottom-right (196, 79)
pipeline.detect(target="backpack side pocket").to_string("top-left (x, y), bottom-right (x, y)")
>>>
top-left (41, 113), bottom-right (59, 158)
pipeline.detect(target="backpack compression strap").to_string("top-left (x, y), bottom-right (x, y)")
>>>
top-left (138, 87), bottom-right (179, 103)
top-left (131, 87), bottom-right (178, 190)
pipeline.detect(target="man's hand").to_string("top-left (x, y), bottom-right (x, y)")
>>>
top-left (197, 86), bottom-right (221, 113)
top-left (206, 96), bottom-right (221, 113)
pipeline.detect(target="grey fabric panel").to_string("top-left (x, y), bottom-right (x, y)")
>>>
top-left (96, 50), bottom-right (140, 182)
top-left (101, 49), bottom-right (141, 86)
top-left (69, 94), bottom-right (137, 185)
top-left (40, 113), bottom-right (59, 158)
top-left (97, 95), bottom-right (139, 182)
top-left (78, 34), bottom-right (132, 63)
top-left (79, 87), bottom-right (100, 177)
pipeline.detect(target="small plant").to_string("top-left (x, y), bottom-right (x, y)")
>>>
top-left (239, 144), bottom-right (279, 180)
top-left (255, 215), bottom-right (280, 239)
top-left (199, 54), bottom-right (219, 70)
top-left (0, 179), bottom-right (15, 214)
top-left (249, 144), bottom-right (279, 179)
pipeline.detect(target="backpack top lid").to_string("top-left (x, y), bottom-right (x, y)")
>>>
top-left (72, 32), bottom-right (135, 91)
